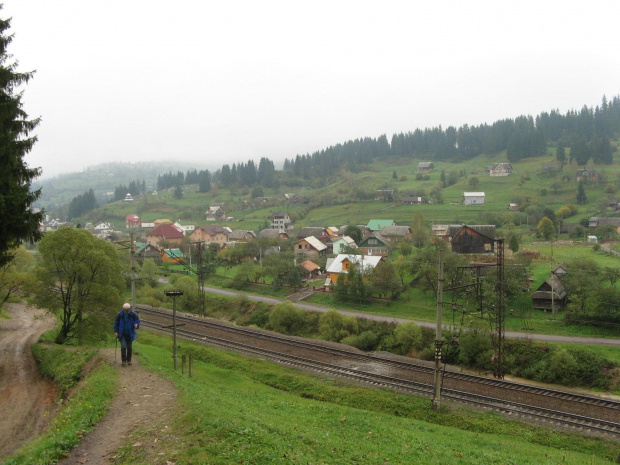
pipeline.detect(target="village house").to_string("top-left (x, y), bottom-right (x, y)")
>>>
top-left (417, 161), bottom-right (434, 172)
top-left (190, 225), bottom-right (231, 245)
top-left (588, 217), bottom-right (620, 234)
top-left (258, 229), bottom-right (289, 240)
top-left (576, 169), bottom-right (598, 182)
top-left (133, 241), bottom-right (160, 263)
top-left (450, 225), bottom-right (496, 254)
top-left (228, 230), bottom-right (257, 242)
top-left (366, 219), bottom-right (396, 232)
top-left (174, 222), bottom-right (195, 235)
top-left (325, 254), bottom-right (384, 284)
top-left (206, 204), bottom-right (226, 221)
top-left (487, 163), bottom-right (513, 176)
top-left (358, 233), bottom-right (390, 256)
top-left (93, 222), bottom-right (114, 234)
top-left (463, 192), bottom-right (485, 206)
top-left (508, 203), bottom-right (519, 211)
top-left (331, 236), bottom-right (357, 255)
top-left (300, 260), bottom-right (321, 280)
top-left (270, 211), bottom-right (291, 232)
top-left (125, 214), bottom-right (141, 229)
top-left (162, 248), bottom-right (185, 264)
top-left (375, 189), bottom-right (394, 201)
top-left (297, 227), bottom-right (330, 242)
top-left (294, 236), bottom-right (328, 260)
top-left (531, 274), bottom-right (567, 311)
top-left (379, 225), bottom-right (412, 244)
top-left (146, 223), bottom-right (184, 247)
top-left (401, 194), bottom-right (424, 205)
top-left (325, 226), bottom-right (340, 237)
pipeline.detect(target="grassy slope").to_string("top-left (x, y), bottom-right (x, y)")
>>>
top-left (114, 333), bottom-right (618, 465)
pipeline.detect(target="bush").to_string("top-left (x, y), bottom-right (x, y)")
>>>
top-left (341, 331), bottom-right (380, 351)
top-left (319, 309), bottom-right (358, 342)
top-left (389, 322), bottom-right (422, 355)
top-left (267, 302), bottom-right (308, 336)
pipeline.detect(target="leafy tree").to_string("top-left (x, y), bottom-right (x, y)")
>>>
top-left (468, 177), bottom-right (479, 190)
top-left (562, 259), bottom-right (601, 313)
top-left (268, 301), bottom-right (308, 336)
top-left (537, 217), bottom-right (556, 241)
top-left (369, 261), bottom-right (403, 299)
top-left (596, 223), bottom-right (617, 240)
top-left (576, 180), bottom-right (586, 205)
top-left (411, 213), bottom-right (429, 248)
top-left (602, 267), bottom-right (620, 287)
top-left (391, 321), bottom-right (422, 355)
top-left (251, 186), bottom-right (264, 198)
top-left (140, 258), bottom-right (159, 285)
top-left (32, 228), bottom-right (125, 344)
top-left (0, 247), bottom-right (34, 305)
top-left (0, 13), bottom-right (43, 267)
top-left (343, 224), bottom-right (363, 244)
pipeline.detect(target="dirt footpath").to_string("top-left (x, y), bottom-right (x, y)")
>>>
top-left (0, 304), bottom-right (179, 464)
top-left (56, 347), bottom-right (178, 465)
top-left (0, 303), bottom-right (57, 458)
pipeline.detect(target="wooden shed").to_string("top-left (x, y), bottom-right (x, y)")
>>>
top-left (451, 225), bottom-right (496, 254)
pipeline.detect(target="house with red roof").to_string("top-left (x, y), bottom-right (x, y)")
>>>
top-left (125, 214), bottom-right (141, 229)
top-left (146, 224), bottom-right (184, 247)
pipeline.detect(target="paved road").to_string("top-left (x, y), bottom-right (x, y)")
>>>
top-left (202, 286), bottom-right (620, 347)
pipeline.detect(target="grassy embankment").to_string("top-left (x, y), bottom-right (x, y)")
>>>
top-left (9, 331), bottom-right (619, 464)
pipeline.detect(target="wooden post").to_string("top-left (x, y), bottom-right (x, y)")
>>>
top-left (189, 354), bottom-right (193, 378)
top-left (182, 354), bottom-right (186, 375)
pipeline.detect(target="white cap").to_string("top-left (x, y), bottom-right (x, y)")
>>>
top-left (123, 303), bottom-right (131, 309)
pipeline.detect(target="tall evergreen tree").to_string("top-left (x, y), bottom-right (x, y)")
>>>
top-left (576, 180), bottom-right (587, 205)
top-left (0, 9), bottom-right (43, 267)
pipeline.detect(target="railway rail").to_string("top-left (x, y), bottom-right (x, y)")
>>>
top-left (137, 305), bottom-right (620, 439)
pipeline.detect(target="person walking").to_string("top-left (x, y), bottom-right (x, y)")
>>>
top-left (114, 303), bottom-right (140, 366)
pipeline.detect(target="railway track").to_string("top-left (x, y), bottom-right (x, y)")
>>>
top-left (137, 305), bottom-right (620, 438)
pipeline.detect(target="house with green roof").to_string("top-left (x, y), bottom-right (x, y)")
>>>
top-left (366, 219), bottom-right (396, 231)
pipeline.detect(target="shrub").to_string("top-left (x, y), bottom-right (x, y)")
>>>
top-left (319, 309), bottom-right (358, 342)
top-left (267, 302), bottom-right (308, 336)
top-left (341, 331), bottom-right (380, 351)
top-left (390, 322), bottom-right (423, 355)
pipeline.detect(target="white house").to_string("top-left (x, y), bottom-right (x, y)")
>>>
top-left (463, 192), bottom-right (485, 206)
top-left (174, 222), bottom-right (195, 235)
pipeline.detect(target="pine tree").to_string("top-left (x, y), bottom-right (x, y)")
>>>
top-left (0, 10), bottom-right (43, 266)
top-left (576, 180), bottom-right (586, 205)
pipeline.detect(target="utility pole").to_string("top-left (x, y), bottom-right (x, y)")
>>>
top-left (130, 233), bottom-right (137, 311)
top-left (164, 289), bottom-right (183, 370)
top-left (432, 246), bottom-right (444, 410)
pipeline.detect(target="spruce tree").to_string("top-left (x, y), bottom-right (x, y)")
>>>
top-left (0, 9), bottom-right (43, 267)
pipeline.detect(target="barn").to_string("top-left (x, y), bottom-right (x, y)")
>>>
top-left (451, 225), bottom-right (496, 254)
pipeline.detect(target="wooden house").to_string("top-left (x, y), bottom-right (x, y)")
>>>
top-left (325, 254), bottom-right (383, 284)
top-left (258, 229), bottom-right (289, 240)
top-left (300, 260), bottom-right (321, 280)
top-left (294, 236), bottom-right (327, 259)
top-left (379, 225), bottom-right (412, 244)
top-left (297, 227), bottom-right (330, 242)
top-left (531, 275), bottom-right (567, 311)
top-left (450, 225), bottom-right (496, 254)
top-left (488, 163), bottom-right (513, 176)
top-left (358, 233), bottom-right (390, 256)
top-left (206, 204), bottom-right (226, 221)
top-left (417, 161), bottom-right (434, 172)
top-left (576, 169), bottom-right (598, 182)
top-left (162, 248), bottom-right (184, 264)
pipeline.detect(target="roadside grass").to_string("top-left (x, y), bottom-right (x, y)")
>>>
top-left (30, 344), bottom-right (98, 396)
top-left (116, 332), bottom-right (618, 464)
top-left (3, 352), bottom-right (118, 465)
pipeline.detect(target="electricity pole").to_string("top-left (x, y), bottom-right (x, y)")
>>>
top-left (432, 246), bottom-right (444, 410)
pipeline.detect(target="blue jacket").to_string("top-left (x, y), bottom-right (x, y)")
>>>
top-left (114, 310), bottom-right (140, 341)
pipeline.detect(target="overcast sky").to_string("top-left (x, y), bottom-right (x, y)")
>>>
top-left (3, 1), bottom-right (620, 179)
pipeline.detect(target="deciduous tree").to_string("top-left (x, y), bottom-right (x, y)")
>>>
top-left (32, 228), bottom-right (125, 344)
